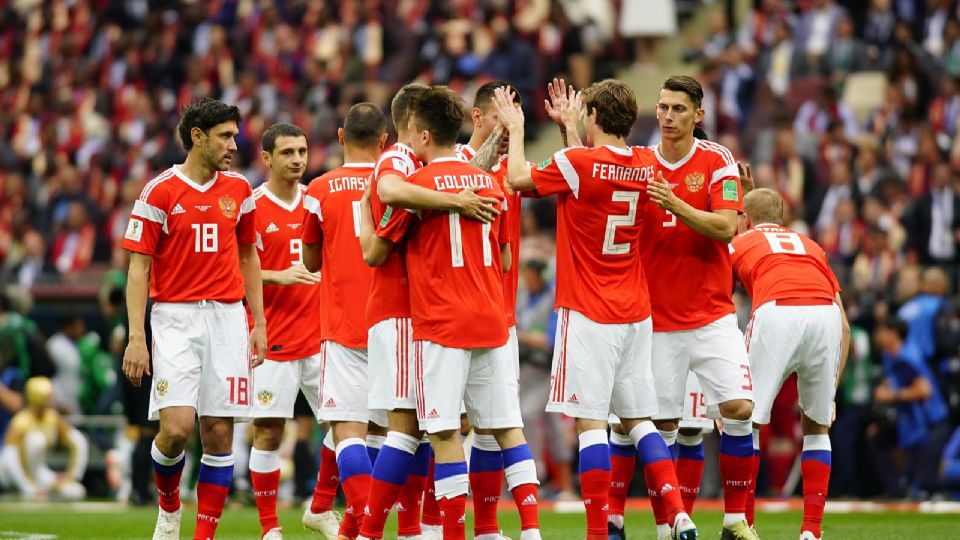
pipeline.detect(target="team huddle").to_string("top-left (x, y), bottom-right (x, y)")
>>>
top-left (120, 75), bottom-right (850, 540)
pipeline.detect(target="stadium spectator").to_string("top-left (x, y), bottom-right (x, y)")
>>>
top-left (903, 163), bottom-right (960, 267)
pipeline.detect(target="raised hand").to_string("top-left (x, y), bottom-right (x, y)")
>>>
top-left (492, 87), bottom-right (524, 134)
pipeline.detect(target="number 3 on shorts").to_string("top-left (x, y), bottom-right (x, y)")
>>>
top-left (739, 364), bottom-right (753, 391)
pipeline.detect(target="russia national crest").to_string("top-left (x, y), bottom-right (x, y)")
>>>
top-left (684, 172), bottom-right (705, 192)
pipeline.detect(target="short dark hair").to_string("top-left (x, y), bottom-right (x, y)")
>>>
top-left (411, 86), bottom-right (464, 147)
top-left (390, 83), bottom-right (430, 132)
top-left (878, 317), bottom-right (909, 340)
top-left (474, 81), bottom-right (522, 111)
top-left (662, 75), bottom-right (704, 109)
top-left (343, 103), bottom-right (387, 147)
top-left (261, 122), bottom-right (306, 154)
top-left (582, 79), bottom-right (638, 139)
top-left (177, 97), bottom-right (242, 151)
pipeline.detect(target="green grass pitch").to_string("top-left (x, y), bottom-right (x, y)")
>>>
top-left (0, 504), bottom-right (953, 539)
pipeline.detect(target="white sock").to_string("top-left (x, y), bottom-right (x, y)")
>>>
top-left (723, 512), bottom-right (747, 526)
top-left (656, 523), bottom-right (671, 537)
top-left (520, 529), bottom-right (543, 540)
top-left (608, 514), bottom-right (624, 528)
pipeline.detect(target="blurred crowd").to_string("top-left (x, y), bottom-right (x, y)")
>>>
top-left (4, 0), bottom-right (960, 505)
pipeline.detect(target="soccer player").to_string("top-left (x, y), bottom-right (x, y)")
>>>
top-left (617, 75), bottom-right (756, 540)
top-left (357, 83), bottom-right (502, 540)
top-left (243, 122), bottom-right (341, 540)
top-left (301, 103), bottom-right (390, 540)
top-left (121, 97), bottom-right (267, 540)
top-left (493, 81), bottom-right (698, 540)
top-left (365, 86), bottom-right (541, 540)
top-left (730, 188), bottom-right (850, 540)
top-left (0, 376), bottom-right (88, 500)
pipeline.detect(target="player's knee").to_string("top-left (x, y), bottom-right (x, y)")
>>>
top-left (253, 420), bottom-right (285, 449)
top-left (158, 422), bottom-right (192, 451)
top-left (653, 418), bottom-right (680, 432)
top-left (719, 399), bottom-right (753, 421)
top-left (678, 427), bottom-right (701, 437)
top-left (800, 413), bottom-right (829, 436)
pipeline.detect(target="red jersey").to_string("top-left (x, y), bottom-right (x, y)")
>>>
top-left (530, 145), bottom-right (656, 324)
top-left (367, 143), bottom-right (422, 328)
top-left (302, 163), bottom-right (375, 348)
top-left (121, 166), bottom-right (256, 303)
top-left (389, 157), bottom-right (508, 348)
top-left (640, 139), bottom-right (743, 331)
top-left (455, 143), bottom-right (477, 162)
top-left (491, 155), bottom-right (521, 326)
top-left (249, 183), bottom-right (322, 360)
top-left (730, 224), bottom-right (840, 313)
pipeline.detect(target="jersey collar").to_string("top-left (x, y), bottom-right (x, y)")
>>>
top-left (258, 183), bottom-right (303, 213)
top-left (342, 162), bottom-right (375, 168)
top-left (653, 139), bottom-right (699, 171)
top-left (603, 144), bottom-right (633, 156)
top-left (753, 223), bottom-right (781, 228)
top-left (431, 157), bottom-right (462, 164)
top-left (172, 165), bottom-right (219, 192)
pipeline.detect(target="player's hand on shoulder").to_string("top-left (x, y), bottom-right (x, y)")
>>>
top-left (278, 264), bottom-right (321, 286)
top-left (250, 324), bottom-right (267, 368)
top-left (456, 187), bottom-right (500, 223)
top-left (122, 338), bottom-right (151, 387)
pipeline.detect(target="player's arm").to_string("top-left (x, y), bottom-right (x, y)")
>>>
top-left (0, 380), bottom-right (23, 414)
top-left (239, 242), bottom-right (267, 367)
top-left (501, 243), bottom-right (512, 273)
top-left (469, 125), bottom-right (506, 172)
top-left (122, 252), bottom-right (151, 387)
top-left (261, 264), bottom-right (320, 286)
top-left (835, 292), bottom-right (851, 388)
top-left (648, 172), bottom-right (738, 242)
top-left (360, 182), bottom-right (395, 267)
top-left (492, 88), bottom-right (535, 191)
top-left (378, 173), bottom-right (498, 222)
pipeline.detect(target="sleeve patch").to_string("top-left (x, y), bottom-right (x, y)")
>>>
top-left (379, 206), bottom-right (394, 228)
top-left (537, 158), bottom-right (552, 170)
top-left (722, 180), bottom-right (738, 201)
top-left (124, 218), bottom-right (143, 242)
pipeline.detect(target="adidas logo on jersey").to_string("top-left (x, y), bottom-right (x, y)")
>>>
top-left (427, 409), bottom-right (440, 419)
top-left (171, 204), bottom-right (186, 215)
top-left (266, 222), bottom-right (280, 233)
top-left (567, 394), bottom-right (579, 404)
top-left (323, 398), bottom-right (336, 408)
top-left (521, 494), bottom-right (538, 506)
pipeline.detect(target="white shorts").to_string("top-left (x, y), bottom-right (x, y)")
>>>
top-left (368, 318), bottom-right (417, 412)
top-left (546, 308), bottom-right (658, 421)
top-left (679, 372), bottom-right (714, 430)
top-left (252, 355), bottom-right (321, 420)
top-left (414, 340), bottom-right (522, 433)
top-left (317, 341), bottom-right (387, 426)
top-left (149, 301), bottom-right (252, 421)
top-left (747, 300), bottom-right (842, 426)
top-left (651, 314), bottom-right (754, 421)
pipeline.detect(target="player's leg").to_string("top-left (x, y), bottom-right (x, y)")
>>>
top-left (647, 330), bottom-right (691, 539)
top-left (249, 358), bottom-right (301, 538)
top-left (318, 341), bottom-right (374, 539)
top-left (148, 303), bottom-right (203, 540)
top-left (606, 419), bottom-right (635, 539)
top-left (795, 304), bottom-right (843, 540)
top-left (546, 309), bottom-right (621, 540)
top-left (193, 301), bottom-right (256, 540)
top-left (418, 340), bottom-right (471, 540)
top-left (677, 373), bottom-right (712, 515)
top-left (469, 342), bottom-right (540, 540)
top-left (687, 314), bottom-right (755, 539)
top-left (366, 421), bottom-right (388, 466)
top-left (616, 318), bottom-right (695, 540)
top-left (361, 318), bottom-right (427, 539)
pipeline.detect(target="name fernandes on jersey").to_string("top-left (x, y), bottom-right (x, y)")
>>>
top-left (593, 163), bottom-right (655, 183)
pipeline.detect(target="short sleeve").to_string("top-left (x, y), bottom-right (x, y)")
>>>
top-left (376, 205), bottom-right (414, 244)
top-left (892, 359), bottom-right (920, 387)
top-left (121, 187), bottom-right (166, 255)
top-left (498, 193), bottom-right (516, 245)
top-left (531, 149), bottom-right (579, 198)
top-left (708, 153), bottom-right (743, 212)
top-left (375, 152), bottom-right (415, 182)
top-left (301, 192), bottom-right (324, 245)
top-left (236, 185), bottom-right (257, 245)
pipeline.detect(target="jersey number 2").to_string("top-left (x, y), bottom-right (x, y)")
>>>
top-left (602, 191), bottom-right (639, 255)
top-left (449, 212), bottom-right (493, 268)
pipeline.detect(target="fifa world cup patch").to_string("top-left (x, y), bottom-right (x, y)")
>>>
top-left (537, 158), bottom-right (552, 170)
top-left (722, 179), bottom-right (738, 201)
top-left (124, 218), bottom-right (143, 241)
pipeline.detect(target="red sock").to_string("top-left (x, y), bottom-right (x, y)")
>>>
top-left (746, 449), bottom-right (761, 526)
top-left (643, 465), bottom-right (669, 526)
top-left (510, 483), bottom-right (540, 531)
top-left (310, 444), bottom-right (339, 514)
top-left (642, 458), bottom-right (686, 525)
top-left (580, 468), bottom-right (611, 539)
top-left (422, 456), bottom-right (443, 527)
top-left (719, 431), bottom-right (754, 516)
top-left (469, 438), bottom-right (504, 537)
top-left (250, 469), bottom-right (280, 535)
top-left (608, 438), bottom-right (636, 519)
top-left (339, 510), bottom-right (359, 538)
top-left (676, 452), bottom-right (705, 514)
top-left (151, 443), bottom-right (184, 513)
top-left (801, 450), bottom-right (831, 538)
top-left (194, 455), bottom-right (233, 540)
top-left (397, 471), bottom-right (427, 536)
top-left (358, 477), bottom-right (402, 539)
top-left (440, 494), bottom-right (467, 540)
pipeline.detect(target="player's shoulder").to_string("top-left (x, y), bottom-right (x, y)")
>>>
top-left (692, 139), bottom-right (736, 167)
top-left (218, 170), bottom-right (254, 193)
top-left (138, 167), bottom-right (179, 202)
